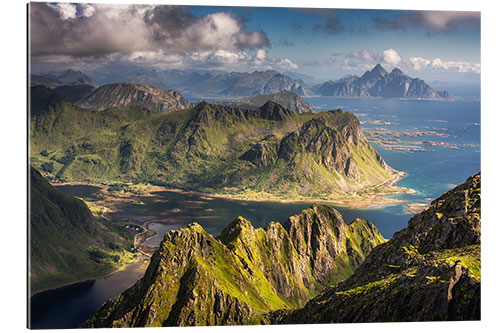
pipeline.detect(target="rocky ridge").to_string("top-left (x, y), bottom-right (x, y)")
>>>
top-left (84, 205), bottom-right (385, 327)
top-left (269, 173), bottom-right (480, 323)
top-left (78, 82), bottom-right (192, 113)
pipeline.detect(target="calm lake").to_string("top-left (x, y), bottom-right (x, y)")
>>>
top-left (29, 97), bottom-right (480, 329)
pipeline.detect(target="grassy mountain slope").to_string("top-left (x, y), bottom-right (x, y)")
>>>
top-left (29, 167), bottom-right (136, 295)
top-left (214, 90), bottom-right (315, 114)
top-left (84, 205), bottom-right (385, 327)
top-left (270, 173), bottom-right (480, 323)
top-left (30, 86), bottom-right (398, 201)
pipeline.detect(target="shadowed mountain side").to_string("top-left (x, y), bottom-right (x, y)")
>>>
top-left (29, 167), bottom-right (134, 294)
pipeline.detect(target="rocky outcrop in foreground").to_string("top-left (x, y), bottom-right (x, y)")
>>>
top-left (269, 173), bottom-right (480, 323)
top-left (84, 205), bottom-right (385, 327)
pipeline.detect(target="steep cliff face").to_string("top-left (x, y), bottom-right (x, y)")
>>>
top-left (84, 205), bottom-right (385, 327)
top-left (270, 173), bottom-right (480, 323)
top-left (233, 108), bottom-right (394, 194)
top-left (78, 83), bottom-right (192, 113)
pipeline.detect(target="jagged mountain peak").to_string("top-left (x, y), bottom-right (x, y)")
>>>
top-left (85, 205), bottom-right (385, 327)
top-left (258, 100), bottom-right (294, 120)
top-left (370, 63), bottom-right (388, 76)
top-left (390, 67), bottom-right (404, 76)
top-left (316, 65), bottom-right (451, 100)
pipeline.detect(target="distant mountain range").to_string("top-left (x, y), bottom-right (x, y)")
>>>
top-left (31, 69), bottom-right (98, 88)
top-left (31, 65), bottom-right (451, 101)
top-left (214, 90), bottom-right (314, 114)
top-left (119, 65), bottom-right (450, 100)
top-left (121, 69), bottom-right (306, 97)
top-left (313, 64), bottom-right (451, 100)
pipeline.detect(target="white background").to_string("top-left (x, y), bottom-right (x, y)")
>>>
top-left (0, 0), bottom-right (498, 332)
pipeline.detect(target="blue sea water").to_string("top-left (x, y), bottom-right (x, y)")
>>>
top-left (305, 97), bottom-right (481, 199)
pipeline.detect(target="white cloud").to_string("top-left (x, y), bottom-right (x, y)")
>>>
top-left (406, 56), bottom-right (480, 73)
top-left (430, 58), bottom-right (481, 73)
top-left (341, 48), bottom-right (480, 74)
top-left (382, 49), bottom-right (402, 65)
top-left (80, 4), bottom-right (96, 18)
top-left (276, 58), bottom-right (299, 70)
top-left (48, 3), bottom-right (78, 20)
top-left (31, 3), bottom-right (269, 57)
top-left (342, 49), bottom-right (401, 70)
top-left (408, 57), bottom-right (431, 71)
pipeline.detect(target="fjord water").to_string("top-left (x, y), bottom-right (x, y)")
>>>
top-left (31, 98), bottom-right (480, 329)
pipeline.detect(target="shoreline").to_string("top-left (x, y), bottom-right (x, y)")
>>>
top-left (52, 172), bottom-right (414, 210)
top-left (149, 172), bottom-right (413, 209)
top-left (30, 253), bottom-right (147, 298)
top-left (35, 173), bottom-right (413, 297)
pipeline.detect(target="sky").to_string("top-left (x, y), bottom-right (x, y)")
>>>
top-left (29, 2), bottom-right (481, 84)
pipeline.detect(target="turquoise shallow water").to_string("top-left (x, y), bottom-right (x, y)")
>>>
top-left (32, 98), bottom-right (480, 329)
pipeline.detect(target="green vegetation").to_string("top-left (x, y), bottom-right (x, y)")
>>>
top-left (30, 86), bottom-right (398, 201)
top-left (272, 173), bottom-right (480, 324)
top-left (29, 167), bottom-right (138, 295)
top-left (84, 204), bottom-right (385, 327)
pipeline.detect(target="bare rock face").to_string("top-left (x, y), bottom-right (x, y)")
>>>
top-left (78, 83), bottom-right (192, 113)
top-left (270, 173), bottom-right (481, 324)
top-left (344, 158), bottom-right (360, 182)
top-left (84, 205), bottom-right (385, 327)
